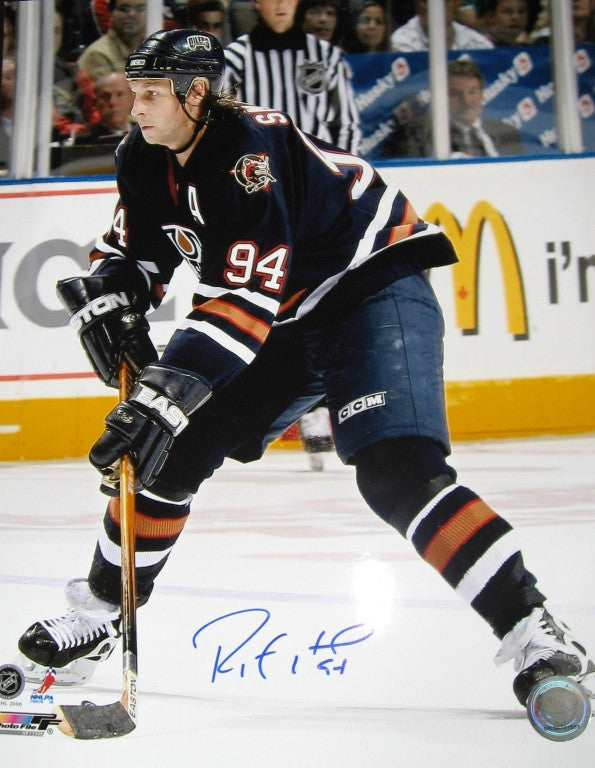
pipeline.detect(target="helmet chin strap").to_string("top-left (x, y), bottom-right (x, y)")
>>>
top-left (171, 95), bottom-right (211, 155)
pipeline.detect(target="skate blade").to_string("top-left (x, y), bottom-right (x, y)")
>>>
top-left (526, 675), bottom-right (591, 741)
top-left (18, 648), bottom-right (115, 687)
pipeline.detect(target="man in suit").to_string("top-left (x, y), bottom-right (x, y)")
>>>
top-left (383, 58), bottom-right (525, 158)
top-left (0, 55), bottom-right (15, 176)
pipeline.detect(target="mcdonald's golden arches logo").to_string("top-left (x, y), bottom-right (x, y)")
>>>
top-left (424, 200), bottom-right (528, 339)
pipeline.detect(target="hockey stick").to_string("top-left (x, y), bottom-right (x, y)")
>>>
top-left (56, 360), bottom-right (138, 738)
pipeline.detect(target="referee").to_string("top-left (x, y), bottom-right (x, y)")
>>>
top-left (224, 0), bottom-right (361, 153)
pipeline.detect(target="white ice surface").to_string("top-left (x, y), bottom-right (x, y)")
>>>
top-left (1, 435), bottom-right (593, 766)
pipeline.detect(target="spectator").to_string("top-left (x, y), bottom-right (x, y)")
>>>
top-left (79, 0), bottom-right (147, 82)
top-left (343, 0), bottom-right (390, 53)
top-left (76, 70), bottom-right (134, 143)
top-left (391, 0), bottom-right (494, 51)
top-left (587, 3), bottom-right (595, 42)
top-left (383, 58), bottom-right (525, 158)
top-left (92, 0), bottom-right (184, 32)
top-left (183, 0), bottom-right (231, 44)
top-left (0, 54), bottom-right (15, 176)
top-left (59, 0), bottom-right (102, 53)
top-left (53, 6), bottom-right (88, 140)
top-left (456, 0), bottom-right (489, 29)
top-left (530, 0), bottom-right (595, 44)
top-left (296, 0), bottom-right (341, 44)
top-left (224, 0), bottom-right (361, 153)
top-left (457, 0), bottom-right (544, 34)
top-left (570, 0), bottom-right (595, 42)
top-left (2, 3), bottom-right (17, 59)
top-left (228, 0), bottom-right (260, 37)
top-left (480, 0), bottom-right (530, 45)
top-left (52, 69), bottom-right (134, 175)
top-left (386, 0), bottom-right (416, 30)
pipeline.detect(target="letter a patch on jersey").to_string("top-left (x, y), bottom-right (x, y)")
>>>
top-left (231, 154), bottom-right (276, 194)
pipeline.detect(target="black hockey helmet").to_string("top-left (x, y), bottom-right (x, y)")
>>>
top-left (125, 29), bottom-right (225, 99)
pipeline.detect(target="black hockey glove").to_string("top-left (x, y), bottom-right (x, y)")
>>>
top-left (89, 364), bottom-right (212, 491)
top-left (57, 274), bottom-right (158, 388)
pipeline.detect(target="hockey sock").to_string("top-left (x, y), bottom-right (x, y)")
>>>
top-left (404, 482), bottom-right (545, 638)
top-left (355, 438), bottom-right (545, 638)
top-left (87, 483), bottom-right (192, 606)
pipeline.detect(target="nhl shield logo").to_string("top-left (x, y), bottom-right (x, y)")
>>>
top-left (232, 153), bottom-right (276, 194)
top-left (296, 61), bottom-right (326, 94)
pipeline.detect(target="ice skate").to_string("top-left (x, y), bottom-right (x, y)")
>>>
top-left (298, 408), bottom-right (334, 471)
top-left (17, 578), bottom-right (121, 687)
top-left (307, 452), bottom-right (325, 471)
top-left (495, 606), bottom-right (595, 706)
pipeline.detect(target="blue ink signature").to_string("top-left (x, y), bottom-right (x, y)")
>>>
top-left (192, 608), bottom-right (374, 683)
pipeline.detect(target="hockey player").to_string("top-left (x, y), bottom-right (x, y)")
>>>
top-left (225, 0), bottom-right (358, 469)
top-left (18, 30), bottom-right (593, 716)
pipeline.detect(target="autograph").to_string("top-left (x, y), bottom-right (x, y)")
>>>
top-left (192, 608), bottom-right (374, 684)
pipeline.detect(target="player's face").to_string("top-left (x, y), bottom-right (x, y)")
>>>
top-left (254, 0), bottom-right (300, 34)
top-left (129, 79), bottom-right (196, 149)
top-left (448, 75), bottom-right (483, 125)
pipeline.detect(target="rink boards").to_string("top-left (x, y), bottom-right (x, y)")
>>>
top-left (0, 155), bottom-right (593, 459)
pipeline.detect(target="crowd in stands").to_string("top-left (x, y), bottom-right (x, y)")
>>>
top-left (1, 0), bottom-right (595, 177)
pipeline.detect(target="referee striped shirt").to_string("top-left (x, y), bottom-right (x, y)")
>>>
top-left (224, 23), bottom-right (361, 153)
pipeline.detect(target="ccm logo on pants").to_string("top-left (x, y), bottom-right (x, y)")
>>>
top-left (338, 392), bottom-right (386, 424)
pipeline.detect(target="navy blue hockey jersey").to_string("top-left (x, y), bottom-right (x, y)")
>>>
top-left (89, 104), bottom-right (457, 391)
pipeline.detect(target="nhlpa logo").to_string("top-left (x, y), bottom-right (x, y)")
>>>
top-left (296, 61), bottom-right (326, 94)
top-left (162, 224), bottom-right (202, 278)
top-left (232, 154), bottom-right (276, 194)
top-left (338, 392), bottom-right (386, 424)
top-left (187, 34), bottom-right (212, 51)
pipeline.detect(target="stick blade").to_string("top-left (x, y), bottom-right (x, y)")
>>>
top-left (55, 700), bottom-right (136, 739)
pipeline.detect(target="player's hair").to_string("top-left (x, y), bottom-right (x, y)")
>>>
top-left (198, 85), bottom-right (243, 122)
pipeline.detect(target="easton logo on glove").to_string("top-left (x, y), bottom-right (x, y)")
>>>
top-left (131, 384), bottom-right (189, 435)
top-left (69, 292), bottom-right (131, 332)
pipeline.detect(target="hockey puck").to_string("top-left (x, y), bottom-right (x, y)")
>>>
top-left (526, 675), bottom-right (591, 741)
top-left (0, 663), bottom-right (26, 699)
